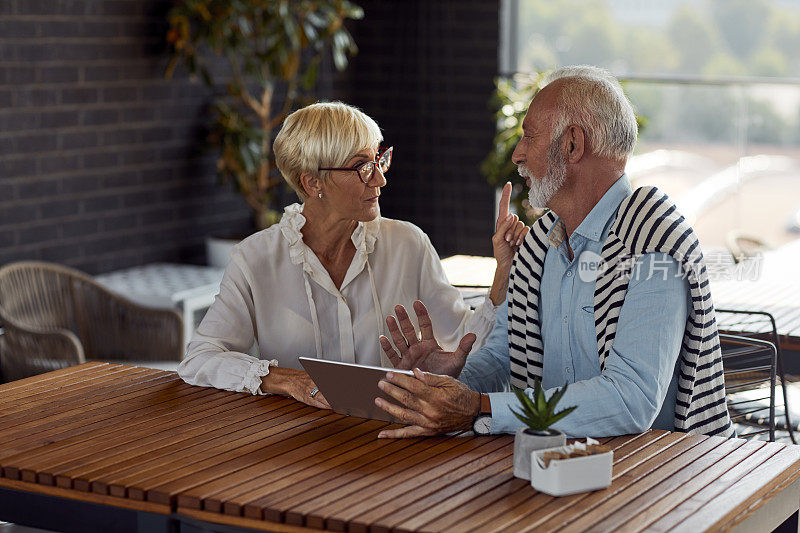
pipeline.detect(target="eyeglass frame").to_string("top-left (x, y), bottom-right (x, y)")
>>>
top-left (318, 146), bottom-right (393, 184)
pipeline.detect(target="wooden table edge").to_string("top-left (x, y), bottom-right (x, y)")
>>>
top-left (722, 464), bottom-right (800, 532)
top-left (178, 508), bottom-right (325, 533)
top-left (0, 361), bottom-right (114, 392)
top-left (0, 476), bottom-right (171, 515)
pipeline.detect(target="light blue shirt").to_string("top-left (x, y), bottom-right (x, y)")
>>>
top-left (460, 176), bottom-right (690, 437)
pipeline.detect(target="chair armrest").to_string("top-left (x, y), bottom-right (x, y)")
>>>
top-left (0, 314), bottom-right (85, 381)
top-left (73, 281), bottom-right (184, 362)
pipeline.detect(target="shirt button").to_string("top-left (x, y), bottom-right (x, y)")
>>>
top-left (566, 270), bottom-right (573, 277)
top-left (566, 367), bottom-right (572, 373)
top-left (563, 316), bottom-right (568, 323)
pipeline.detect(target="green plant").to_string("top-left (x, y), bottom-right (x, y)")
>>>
top-left (510, 380), bottom-right (577, 433)
top-left (481, 73), bottom-right (547, 226)
top-left (166, 0), bottom-right (364, 230)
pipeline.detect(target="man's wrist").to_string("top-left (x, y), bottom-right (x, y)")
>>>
top-left (471, 393), bottom-right (493, 435)
top-left (470, 393), bottom-right (491, 419)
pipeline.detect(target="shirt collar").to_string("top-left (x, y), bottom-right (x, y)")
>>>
top-left (546, 174), bottom-right (632, 248)
top-left (279, 203), bottom-right (381, 268)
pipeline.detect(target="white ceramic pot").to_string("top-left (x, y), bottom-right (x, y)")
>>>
top-left (206, 236), bottom-right (240, 269)
top-left (513, 428), bottom-right (566, 480)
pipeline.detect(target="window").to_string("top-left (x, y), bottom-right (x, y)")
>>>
top-left (502, 0), bottom-right (800, 251)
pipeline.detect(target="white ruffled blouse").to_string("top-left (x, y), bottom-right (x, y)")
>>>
top-left (178, 203), bottom-right (498, 394)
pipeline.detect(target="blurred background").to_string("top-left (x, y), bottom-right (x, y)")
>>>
top-left (2, 0), bottom-right (799, 271)
top-left (1, 0), bottom-right (800, 445)
top-left (0, 0), bottom-right (500, 273)
top-left (507, 0), bottom-right (800, 251)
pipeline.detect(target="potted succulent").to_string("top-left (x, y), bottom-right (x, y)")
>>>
top-left (165, 0), bottom-right (364, 266)
top-left (510, 380), bottom-right (577, 480)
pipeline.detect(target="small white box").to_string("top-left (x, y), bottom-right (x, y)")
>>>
top-left (530, 440), bottom-right (613, 496)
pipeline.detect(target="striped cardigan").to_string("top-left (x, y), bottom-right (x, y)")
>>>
top-left (508, 186), bottom-right (733, 436)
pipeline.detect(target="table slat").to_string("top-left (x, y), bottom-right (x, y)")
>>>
top-left (1, 374), bottom-right (190, 471)
top-left (0, 361), bottom-right (112, 395)
top-left (556, 436), bottom-right (730, 533)
top-left (209, 429), bottom-right (418, 516)
top-left (187, 420), bottom-right (388, 512)
top-left (470, 432), bottom-right (704, 532)
top-left (0, 365), bottom-right (156, 417)
top-left (251, 435), bottom-right (477, 523)
top-left (56, 397), bottom-right (296, 491)
top-left (316, 437), bottom-right (514, 531)
top-left (389, 456), bottom-right (514, 533)
top-left (0, 369), bottom-right (178, 440)
top-left (15, 390), bottom-right (262, 485)
top-left (143, 411), bottom-right (358, 504)
top-left (583, 436), bottom-right (753, 532)
top-left (671, 446), bottom-right (800, 532)
top-left (646, 441), bottom-right (786, 532)
top-left (109, 403), bottom-right (322, 498)
top-left (421, 433), bottom-right (657, 533)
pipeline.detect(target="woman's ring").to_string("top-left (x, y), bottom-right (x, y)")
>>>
top-left (309, 387), bottom-right (319, 398)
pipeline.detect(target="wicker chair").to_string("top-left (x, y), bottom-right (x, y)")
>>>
top-left (0, 261), bottom-right (183, 382)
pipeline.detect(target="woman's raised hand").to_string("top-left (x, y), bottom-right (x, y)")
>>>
top-left (488, 182), bottom-right (529, 305)
top-left (493, 182), bottom-right (529, 271)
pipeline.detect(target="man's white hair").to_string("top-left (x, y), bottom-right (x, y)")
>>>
top-left (545, 65), bottom-right (637, 161)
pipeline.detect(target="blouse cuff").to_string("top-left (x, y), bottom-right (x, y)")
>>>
top-left (466, 293), bottom-right (500, 350)
top-left (243, 359), bottom-right (279, 395)
top-left (474, 292), bottom-right (499, 321)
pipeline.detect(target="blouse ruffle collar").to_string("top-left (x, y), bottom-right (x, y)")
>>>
top-left (279, 203), bottom-right (380, 268)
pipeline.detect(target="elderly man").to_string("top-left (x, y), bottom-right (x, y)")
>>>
top-left (375, 65), bottom-right (733, 438)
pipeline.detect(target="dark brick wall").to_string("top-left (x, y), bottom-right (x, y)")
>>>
top-left (0, 0), bottom-right (252, 274)
top-left (0, 0), bottom-right (500, 273)
top-left (339, 0), bottom-right (500, 257)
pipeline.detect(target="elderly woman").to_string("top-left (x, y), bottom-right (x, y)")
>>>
top-left (178, 101), bottom-right (527, 408)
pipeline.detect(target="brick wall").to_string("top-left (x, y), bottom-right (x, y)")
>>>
top-left (0, 0), bottom-right (253, 274)
top-left (340, 0), bottom-right (500, 257)
top-left (0, 0), bottom-right (500, 273)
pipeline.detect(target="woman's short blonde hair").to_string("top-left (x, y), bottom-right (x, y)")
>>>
top-left (274, 101), bottom-right (383, 200)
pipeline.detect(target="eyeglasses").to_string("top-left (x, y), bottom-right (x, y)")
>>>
top-left (319, 146), bottom-right (393, 184)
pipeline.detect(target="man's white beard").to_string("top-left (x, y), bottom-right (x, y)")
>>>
top-left (519, 144), bottom-right (566, 208)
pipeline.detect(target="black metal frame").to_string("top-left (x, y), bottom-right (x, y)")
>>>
top-left (177, 513), bottom-right (272, 533)
top-left (0, 485), bottom-right (176, 533)
top-left (717, 308), bottom-right (796, 443)
top-left (720, 333), bottom-right (777, 441)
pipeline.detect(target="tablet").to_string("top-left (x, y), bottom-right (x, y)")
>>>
top-left (299, 357), bottom-right (414, 423)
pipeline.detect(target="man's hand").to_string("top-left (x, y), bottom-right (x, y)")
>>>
top-left (379, 300), bottom-right (476, 377)
top-left (374, 368), bottom-right (481, 438)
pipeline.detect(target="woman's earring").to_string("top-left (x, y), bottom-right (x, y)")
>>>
top-left (318, 192), bottom-right (323, 199)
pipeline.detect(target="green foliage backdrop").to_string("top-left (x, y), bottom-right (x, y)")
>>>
top-left (166, 0), bottom-right (364, 229)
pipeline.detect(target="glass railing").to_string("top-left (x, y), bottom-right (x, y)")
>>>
top-left (622, 76), bottom-right (800, 254)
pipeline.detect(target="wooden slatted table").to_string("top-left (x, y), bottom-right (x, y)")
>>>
top-left (2, 362), bottom-right (800, 533)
